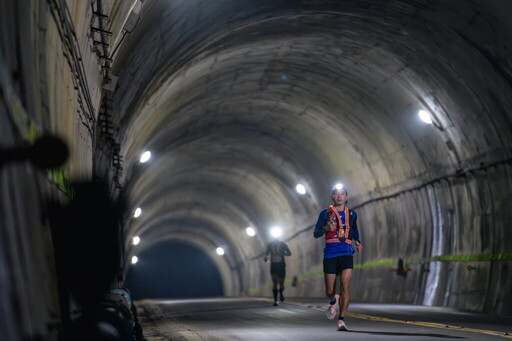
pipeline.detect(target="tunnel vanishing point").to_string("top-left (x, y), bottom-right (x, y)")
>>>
top-left (1, 0), bottom-right (511, 339)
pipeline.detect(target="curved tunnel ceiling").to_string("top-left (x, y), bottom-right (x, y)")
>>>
top-left (112, 0), bottom-right (512, 290)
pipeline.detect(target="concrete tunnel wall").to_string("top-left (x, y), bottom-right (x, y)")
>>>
top-left (0, 1), bottom-right (511, 338)
top-left (1, 1), bottom-right (138, 338)
top-left (117, 0), bottom-right (512, 314)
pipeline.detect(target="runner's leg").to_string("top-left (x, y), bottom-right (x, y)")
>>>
top-left (278, 275), bottom-right (285, 301)
top-left (339, 269), bottom-right (352, 317)
top-left (271, 274), bottom-right (279, 303)
top-left (324, 273), bottom-right (337, 302)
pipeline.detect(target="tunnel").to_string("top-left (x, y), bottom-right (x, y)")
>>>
top-left (1, 0), bottom-right (511, 340)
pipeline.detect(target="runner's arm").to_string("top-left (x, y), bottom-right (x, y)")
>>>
top-left (282, 243), bottom-right (291, 256)
top-left (351, 212), bottom-right (360, 243)
top-left (314, 210), bottom-right (328, 238)
top-left (351, 212), bottom-right (363, 251)
top-left (264, 243), bottom-right (271, 262)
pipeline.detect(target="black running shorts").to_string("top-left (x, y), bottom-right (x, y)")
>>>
top-left (270, 262), bottom-right (286, 277)
top-left (323, 255), bottom-right (353, 274)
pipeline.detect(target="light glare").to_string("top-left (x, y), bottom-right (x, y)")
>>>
top-left (132, 236), bottom-right (140, 245)
top-left (270, 226), bottom-right (282, 238)
top-left (246, 227), bottom-right (256, 237)
top-left (216, 247), bottom-right (225, 256)
top-left (418, 110), bottom-right (433, 124)
top-left (140, 151), bottom-right (151, 163)
top-left (295, 184), bottom-right (306, 195)
top-left (334, 183), bottom-right (343, 190)
top-left (131, 256), bottom-right (138, 264)
top-left (133, 207), bottom-right (142, 218)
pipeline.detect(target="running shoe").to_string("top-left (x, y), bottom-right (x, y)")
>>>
top-left (273, 301), bottom-right (279, 307)
top-left (325, 294), bottom-right (339, 320)
top-left (337, 319), bottom-right (348, 331)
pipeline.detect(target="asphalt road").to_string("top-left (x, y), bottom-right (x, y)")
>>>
top-left (136, 297), bottom-right (512, 341)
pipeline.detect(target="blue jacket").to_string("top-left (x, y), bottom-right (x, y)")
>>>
top-left (314, 208), bottom-right (360, 258)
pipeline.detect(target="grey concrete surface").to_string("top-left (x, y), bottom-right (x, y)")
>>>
top-left (137, 297), bottom-right (512, 340)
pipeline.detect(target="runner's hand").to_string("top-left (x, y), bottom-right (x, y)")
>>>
top-left (329, 220), bottom-right (337, 231)
top-left (324, 219), bottom-right (337, 232)
top-left (355, 241), bottom-right (363, 252)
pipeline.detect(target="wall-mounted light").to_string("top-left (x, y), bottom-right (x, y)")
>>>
top-left (418, 110), bottom-right (433, 124)
top-left (131, 256), bottom-right (138, 264)
top-left (216, 247), bottom-right (225, 256)
top-left (246, 227), bottom-right (256, 237)
top-left (133, 207), bottom-right (142, 218)
top-left (295, 184), bottom-right (307, 195)
top-left (132, 236), bottom-right (140, 245)
top-left (140, 151), bottom-right (151, 163)
top-left (418, 109), bottom-right (443, 131)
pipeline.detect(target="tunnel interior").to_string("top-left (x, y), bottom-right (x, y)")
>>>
top-left (0, 0), bottom-right (512, 339)
top-left (125, 240), bottom-right (223, 299)
top-left (117, 0), bottom-right (512, 313)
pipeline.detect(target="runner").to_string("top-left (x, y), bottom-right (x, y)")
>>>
top-left (264, 239), bottom-right (292, 306)
top-left (314, 184), bottom-right (363, 331)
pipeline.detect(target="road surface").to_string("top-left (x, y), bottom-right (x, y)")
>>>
top-left (136, 297), bottom-right (512, 340)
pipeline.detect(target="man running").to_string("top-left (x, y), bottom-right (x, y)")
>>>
top-left (314, 184), bottom-right (363, 331)
top-left (264, 239), bottom-right (292, 306)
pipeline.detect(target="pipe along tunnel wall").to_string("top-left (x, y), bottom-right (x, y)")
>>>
top-left (0, 0), bottom-right (511, 339)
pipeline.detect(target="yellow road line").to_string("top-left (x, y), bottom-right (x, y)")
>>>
top-left (255, 298), bottom-right (512, 339)
top-left (349, 312), bottom-right (512, 339)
